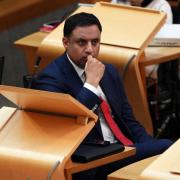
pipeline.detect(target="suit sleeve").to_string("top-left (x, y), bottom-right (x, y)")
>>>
top-left (33, 60), bottom-right (102, 110)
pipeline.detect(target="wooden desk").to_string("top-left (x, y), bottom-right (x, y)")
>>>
top-left (0, 85), bottom-right (135, 180)
top-left (139, 139), bottom-right (180, 180)
top-left (14, 31), bottom-right (47, 72)
top-left (0, 106), bottom-right (135, 180)
top-left (0, 0), bottom-right (109, 31)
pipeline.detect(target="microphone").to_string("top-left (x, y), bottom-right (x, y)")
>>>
top-left (28, 56), bottom-right (42, 88)
top-left (32, 56), bottom-right (41, 76)
top-left (23, 56), bottom-right (41, 88)
top-left (155, 113), bottom-right (176, 138)
top-left (0, 56), bottom-right (5, 84)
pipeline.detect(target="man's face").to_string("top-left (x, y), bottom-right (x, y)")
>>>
top-left (63, 25), bottom-right (101, 69)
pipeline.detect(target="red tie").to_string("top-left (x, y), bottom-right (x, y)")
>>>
top-left (100, 97), bottom-right (133, 146)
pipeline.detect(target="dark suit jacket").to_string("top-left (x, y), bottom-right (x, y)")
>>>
top-left (33, 53), bottom-right (153, 144)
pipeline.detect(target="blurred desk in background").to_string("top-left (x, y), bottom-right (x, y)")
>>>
top-left (0, 0), bottom-right (110, 31)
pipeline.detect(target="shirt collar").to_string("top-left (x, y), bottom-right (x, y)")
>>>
top-left (66, 53), bottom-right (84, 78)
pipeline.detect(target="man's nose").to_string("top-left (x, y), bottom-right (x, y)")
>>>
top-left (85, 42), bottom-right (93, 53)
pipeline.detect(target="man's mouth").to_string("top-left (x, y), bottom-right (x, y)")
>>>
top-left (82, 57), bottom-right (88, 62)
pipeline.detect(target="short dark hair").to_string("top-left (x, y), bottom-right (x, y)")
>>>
top-left (63, 12), bottom-right (102, 37)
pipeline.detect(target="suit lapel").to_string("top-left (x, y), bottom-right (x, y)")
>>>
top-left (61, 54), bottom-right (84, 95)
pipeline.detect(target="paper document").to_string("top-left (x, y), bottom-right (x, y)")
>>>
top-left (149, 24), bottom-right (180, 47)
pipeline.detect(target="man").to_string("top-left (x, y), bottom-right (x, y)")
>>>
top-left (33, 12), bottom-right (173, 180)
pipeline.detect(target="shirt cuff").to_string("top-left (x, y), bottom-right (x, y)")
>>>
top-left (84, 82), bottom-right (101, 97)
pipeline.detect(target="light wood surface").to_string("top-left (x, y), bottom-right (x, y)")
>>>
top-left (14, 31), bottom-right (47, 72)
top-left (0, 109), bottom-right (94, 163)
top-left (144, 47), bottom-right (180, 65)
top-left (139, 139), bottom-right (180, 180)
top-left (171, 158), bottom-right (180, 175)
top-left (108, 155), bottom-right (158, 180)
top-left (0, 85), bottom-right (97, 123)
top-left (89, 2), bottom-right (165, 50)
top-left (0, 109), bottom-right (69, 179)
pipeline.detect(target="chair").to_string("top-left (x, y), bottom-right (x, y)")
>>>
top-left (23, 56), bottom-right (41, 88)
top-left (0, 56), bottom-right (4, 84)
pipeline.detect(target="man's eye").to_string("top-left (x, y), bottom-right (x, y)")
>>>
top-left (92, 39), bottom-right (99, 46)
top-left (78, 40), bottom-right (86, 46)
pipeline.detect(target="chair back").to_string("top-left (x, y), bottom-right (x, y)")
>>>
top-left (0, 56), bottom-right (4, 84)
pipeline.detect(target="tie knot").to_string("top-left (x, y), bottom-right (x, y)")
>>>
top-left (81, 72), bottom-right (86, 82)
top-left (99, 96), bottom-right (103, 100)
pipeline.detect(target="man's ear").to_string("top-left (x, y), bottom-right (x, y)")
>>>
top-left (62, 37), bottom-right (69, 49)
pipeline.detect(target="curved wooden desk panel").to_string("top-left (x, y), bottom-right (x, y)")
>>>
top-left (0, 85), bottom-right (135, 180)
top-left (0, 85), bottom-right (99, 179)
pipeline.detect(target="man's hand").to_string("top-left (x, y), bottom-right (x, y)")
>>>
top-left (85, 55), bottom-right (105, 87)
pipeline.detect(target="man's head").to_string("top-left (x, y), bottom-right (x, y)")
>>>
top-left (63, 12), bottom-right (102, 68)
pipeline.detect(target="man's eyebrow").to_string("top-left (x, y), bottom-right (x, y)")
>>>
top-left (75, 37), bottom-right (100, 42)
top-left (76, 38), bottom-right (86, 42)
